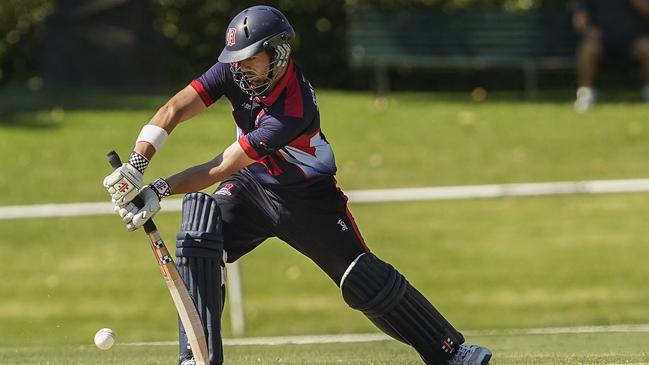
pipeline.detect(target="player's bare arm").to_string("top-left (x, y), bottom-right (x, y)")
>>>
top-left (103, 85), bottom-right (207, 214)
top-left (135, 85), bottom-right (207, 160)
top-left (165, 141), bottom-right (256, 194)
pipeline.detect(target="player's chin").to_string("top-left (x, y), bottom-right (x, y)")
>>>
top-left (248, 76), bottom-right (266, 85)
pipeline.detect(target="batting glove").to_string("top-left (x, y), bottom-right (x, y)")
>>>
top-left (115, 186), bottom-right (161, 231)
top-left (103, 163), bottom-right (144, 206)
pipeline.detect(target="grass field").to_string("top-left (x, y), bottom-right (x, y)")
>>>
top-left (2, 331), bottom-right (649, 364)
top-left (1, 87), bottom-right (649, 364)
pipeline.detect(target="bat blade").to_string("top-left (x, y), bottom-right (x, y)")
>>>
top-left (147, 231), bottom-right (209, 365)
top-left (106, 150), bottom-right (209, 365)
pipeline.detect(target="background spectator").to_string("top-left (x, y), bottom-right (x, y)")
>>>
top-left (573, 0), bottom-right (649, 112)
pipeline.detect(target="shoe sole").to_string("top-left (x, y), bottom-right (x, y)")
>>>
top-left (481, 353), bottom-right (492, 365)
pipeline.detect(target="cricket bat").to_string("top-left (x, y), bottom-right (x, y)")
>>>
top-left (107, 150), bottom-right (209, 365)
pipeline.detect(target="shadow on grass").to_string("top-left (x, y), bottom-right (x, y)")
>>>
top-left (0, 86), bottom-right (172, 129)
top-left (1, 85), bottom-right (646, 129)
top-left (0, 112), bottom-right (61, 130)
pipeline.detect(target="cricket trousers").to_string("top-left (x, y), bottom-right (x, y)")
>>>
top-left (213, 168), bottom-right (369, 283)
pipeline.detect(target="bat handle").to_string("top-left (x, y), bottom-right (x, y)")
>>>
top-left (107, 150), bottom-right (122, 169)
top-left (106, 150), bottom-right (157, 234)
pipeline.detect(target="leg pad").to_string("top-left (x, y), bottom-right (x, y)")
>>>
top-left (176, 192), bottom-right (224, 365)
top-left (341, 253), bottom-right (464, 365)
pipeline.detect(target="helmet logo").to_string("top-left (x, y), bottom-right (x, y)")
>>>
top-left (226, 28), bottom-right (237, 47)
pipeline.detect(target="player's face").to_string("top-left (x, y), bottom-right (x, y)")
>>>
top-left (238, 51), bottom-right (271, 84)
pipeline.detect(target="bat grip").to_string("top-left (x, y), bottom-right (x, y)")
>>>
top-left (106, 150), bottom-right (157, 234)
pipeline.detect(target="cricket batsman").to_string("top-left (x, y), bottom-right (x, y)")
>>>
top-left (103, 5), bottom-right (492, 365)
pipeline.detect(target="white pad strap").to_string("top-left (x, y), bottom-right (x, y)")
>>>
top-left (339, 252), bottom-right (368, 288)
top-left (136, 125), bottom-right (168, 151)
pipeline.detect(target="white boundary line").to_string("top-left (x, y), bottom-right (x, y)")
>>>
top-left (3, 178), bottom-right (649, 220)
top-left (121, 324), bottom-right (649, 347)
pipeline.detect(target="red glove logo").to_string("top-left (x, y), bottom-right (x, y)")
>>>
top-left (118, 182), bottom-right (130, 193)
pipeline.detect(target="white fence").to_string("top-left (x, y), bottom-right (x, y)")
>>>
top-left (3, 178), bottom-right (649, 336)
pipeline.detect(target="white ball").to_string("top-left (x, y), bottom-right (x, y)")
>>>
top-left (94, 328), bottom-right (116, 350)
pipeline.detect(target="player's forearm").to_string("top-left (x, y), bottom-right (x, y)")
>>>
top-left (165, 157), bottom-right (225, 194)
top-left (164, 141), bottom-right (256, 195)
top-left (134, 85), bottom-right (206, 160)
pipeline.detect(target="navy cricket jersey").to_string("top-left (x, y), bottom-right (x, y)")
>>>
top-left (190, 60), bottom-right (336, 187)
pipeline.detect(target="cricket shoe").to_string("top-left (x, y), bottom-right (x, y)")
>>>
top-left (180, 358), bottom-right (195, 365)
top-left (574, 86), bottom-right (596, 113)
top-left (447, 344), bottom-right (492, 365)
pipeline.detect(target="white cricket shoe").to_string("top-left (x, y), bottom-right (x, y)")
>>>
top-left (574, 86), bottom-right (596, 113)
top-left (180, 359), bottom-right (195, 365)
top-left (447, 344), bottom-right (492, 365)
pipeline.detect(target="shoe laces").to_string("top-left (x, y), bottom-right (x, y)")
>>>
top-left (448, 345), bottom-right (475, 365)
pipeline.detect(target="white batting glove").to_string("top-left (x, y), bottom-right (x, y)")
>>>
top-left (114, 186), bottom-right (160, 231)
top-left (103, 163), bottom-right (144, 206)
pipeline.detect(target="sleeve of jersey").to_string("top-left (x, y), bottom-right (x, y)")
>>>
top-left (190, 62), bottom-right (230, 106)
top-left (238, 115), bottom-right (308, 161)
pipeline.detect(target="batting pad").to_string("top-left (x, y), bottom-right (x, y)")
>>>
top-left (340, 253), bottom-right (465, 365)
top-left (176, 192), bottom-right (223, 258)
top-left (176, 192), bottom-right (224, 365)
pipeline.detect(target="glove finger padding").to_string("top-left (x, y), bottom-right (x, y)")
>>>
top-left (115, 203), bottom-right (137, 224)
top-left (128, 187), bottom-right (161, 231)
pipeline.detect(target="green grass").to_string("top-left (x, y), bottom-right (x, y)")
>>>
top-left (1, 88), bottom-right (649, 363)
top-left (2, 332), bottom-right (649, 364)
top-left (2, 193), bottom-right (649, 348)
top-left (2, 88), bottom-right (649, 204)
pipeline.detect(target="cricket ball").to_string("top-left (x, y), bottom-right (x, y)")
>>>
top-left (94, 328), bottom-right (116, 350)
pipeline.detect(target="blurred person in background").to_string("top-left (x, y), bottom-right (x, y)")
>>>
top-left (572, 0), bottom-right (649, 112)
top-left (103, 5), bottom-right (493, 365)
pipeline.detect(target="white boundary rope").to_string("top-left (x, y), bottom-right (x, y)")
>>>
top-left (2, 178), bottom-right (649, 220)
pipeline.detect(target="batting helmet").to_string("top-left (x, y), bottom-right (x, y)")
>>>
top-left (218, 5), bottom-right (294, 63)
top-left (218, 6), bottom-right (295, 96)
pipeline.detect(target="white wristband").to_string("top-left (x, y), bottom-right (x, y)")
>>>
top-left (136, 125), bottom-right (169, 151)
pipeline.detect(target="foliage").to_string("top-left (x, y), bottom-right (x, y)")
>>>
top-left (347, 0), bottom-right (570, 10)
top-left (153, 0), bottom-right (349, 87)
top-left (0, 0), bottom-right (53, 84)
top-left (152, 0), bottom-right (570, 86)
top-left (0, 0), bottom-right (571, 86)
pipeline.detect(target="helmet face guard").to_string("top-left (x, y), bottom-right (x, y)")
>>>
top-left (218, 6), bottom-right (295, 97)
top-left (229, 43), bottom-right (291, 97)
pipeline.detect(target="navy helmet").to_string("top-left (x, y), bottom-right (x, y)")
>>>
top-left (218, 5), bottom-right (294, 63)
top-left (219, 6), bottom-right (295, 96)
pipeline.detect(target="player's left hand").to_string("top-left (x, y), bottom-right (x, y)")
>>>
top-left (114, 186), bottom-right (160, 231)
